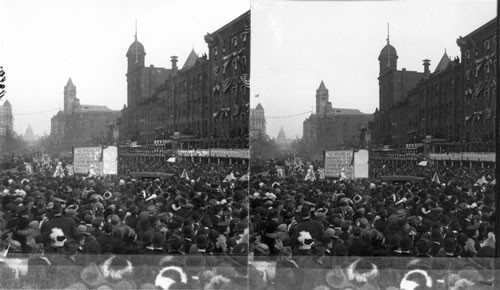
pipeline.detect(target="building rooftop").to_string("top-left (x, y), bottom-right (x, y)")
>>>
top-left (434, 51), bottom-right (451, 73)
top-left (78, 105), bottom-right (113, 112)
top-left (379, 43), bottom-right (398, 60)
top-left (330, 108), bottom-right (366, 115)
top-left (126, 39), bottom-right (145, 57)
top-left (318, 80), bottom-right (327, 91)
top-left (65, 77), bottom-right (75, 88)
top-left (182, 49), bottom-right (199, 70)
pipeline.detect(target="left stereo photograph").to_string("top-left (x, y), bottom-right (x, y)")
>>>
top-left (0, 1), bottom-right (251, 289)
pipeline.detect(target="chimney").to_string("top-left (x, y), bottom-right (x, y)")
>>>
top-left (423, 59), bottom-right (431, 77)
top-left (171, 56), bottom-right (178, 73)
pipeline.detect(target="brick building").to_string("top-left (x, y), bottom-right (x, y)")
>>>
top-left (457, 18), bottom-right (497, 143)
top-left (303, 81), bottom-right (373, 152)
top-left (373, 17), bottom-right (497, 149)
top-left (50, 78), bottom-right (121, 152)
top-left (121, 11), bottom-right (250, 150)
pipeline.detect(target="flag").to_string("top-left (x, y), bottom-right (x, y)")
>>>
top-left (224, 172), bottom-right (236, 182)
top-left (221, 79), bottom-right (233, 93)
top-left (254, 94), bottom-right (260, 98)
top-left (180, 169), bottom-right (189, 180)
top-left (432, 172), bottom-right (440, 184)
top-left (476, 176), bottom-right (488, 186)
top-left (240, 74), bottom-right (250, 88)
top-left (418, 161), bottom-right (427, 166)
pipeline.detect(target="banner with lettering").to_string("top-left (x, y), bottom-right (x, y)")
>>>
top-left (73, 147), bottom-right (103, 175)
top-left (324, 150), bottom-right (353, 178)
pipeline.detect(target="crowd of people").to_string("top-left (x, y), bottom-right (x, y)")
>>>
top-left (249, 160), bottom-right (496, 260)
top-left (0, 156), bottom-right (250, 261)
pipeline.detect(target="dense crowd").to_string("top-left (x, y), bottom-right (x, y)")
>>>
top-left (0, 157), bottom-right (250, 261)
top-left (249, 160), bottom-right (496, 259)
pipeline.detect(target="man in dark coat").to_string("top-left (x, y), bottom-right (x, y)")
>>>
top-left (40, 202), bottom-right (77, 247)
top-left (289, 205), bottom-right (324, 250)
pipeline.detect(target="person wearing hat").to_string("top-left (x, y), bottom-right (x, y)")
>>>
top-left (429, 229), bottom-right (443, 257)
top-left (189, 234), bottom-right (210, 255)
top-left (40, 201), bottom-right (77, 249)
top-left (181, 225), bottom-right (195, 254)
top-left (96, 222), bottom-right (121, 254)
top-left (166, 234), bottom-right (185, 255)
top-left (435, 237), bottom-right (459, 257)
top-left (347, 226), bottom-right (370, 256)
top-left (289, 205), bottom-right (324, 251)
top-left (144, 231), bottom-right (166, 254)
top-left (322, 228), bottom-right (340, 256)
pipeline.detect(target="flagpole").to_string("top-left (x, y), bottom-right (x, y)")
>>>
top-left (135, 19), bottom-right (138, 64)
top-left (495, 14), bottom-right (500, 258)
top-left (387, 22), bottom-right (390, 68)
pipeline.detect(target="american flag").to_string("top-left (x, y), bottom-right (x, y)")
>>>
top-left (240, 74), bottom-right (250, 88)
top-left (221, 79), bottom-right (233, 93)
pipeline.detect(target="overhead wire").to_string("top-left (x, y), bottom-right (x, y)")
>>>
top-left (14, 107), bottom-right (60, 116)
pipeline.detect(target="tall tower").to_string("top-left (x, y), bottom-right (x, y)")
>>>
top-left (126, 22), bottom-right (146, 109)
top-left (378, 24), bottom-right (398, 73)
top-left (0, 100), bottom-right (13, 137)
top-left (316, 81), bottom-right (329, 116)
top-left (64, 78), bottom-right (77, 113)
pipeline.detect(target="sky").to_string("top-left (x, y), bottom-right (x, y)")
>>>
top-left (251, 0), bottom-right (497, 139)
top-left (0, 0), bottom-right (250, 136)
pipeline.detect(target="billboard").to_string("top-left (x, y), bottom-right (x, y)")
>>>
top-left (102, 146), bottom-right (118, 175)
top-left (324, 150), bottom-right (353, 178)
top-left (73, 147), bottom-right (102, 175)
top-left (324, 149), bottom-right (369, 179)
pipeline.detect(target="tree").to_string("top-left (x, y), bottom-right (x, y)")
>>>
top-left (250, 132), bottom-right (280, 160)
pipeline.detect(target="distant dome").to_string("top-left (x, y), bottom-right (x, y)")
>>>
top-left (126, 40), bottom-right (145, 57)
top-left (378, 43), bottom-right (398, 60)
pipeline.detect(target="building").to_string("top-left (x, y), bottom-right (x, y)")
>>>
top-left (276, 126), bottom-right (291, 149)
top-left (50, 78), bottom-right (121, 151)
top-left (0, 100), bottom-right (13, 138)
top-left (23, 123), bottom-right (38, 144)
top-left (120, 11), bottom-right (250, 151)
top-left (373, 37), bottom-right (425, 146)
top-left (457, 18), bottom-right (497, 144)
top-left (250, 103), bottom-right (266, 137)
top-left (373, 17), bottom-right (496, 149)
top-left (0, 100), bottom-right (13, 152)
top-left (303, 81), bottom-right (373, 152)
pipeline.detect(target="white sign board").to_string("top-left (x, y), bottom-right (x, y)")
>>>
top-left (353, 149), bottom-right (369, 178)
top-left (73, 147), bottom-right (102, 175)
top-left (102, 146), bottom-right (118, 175)
top-left (325, 150), bottom-right (353, 178)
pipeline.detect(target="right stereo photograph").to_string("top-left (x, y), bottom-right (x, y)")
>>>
top-left (249, 0), bottom-right (498, 289)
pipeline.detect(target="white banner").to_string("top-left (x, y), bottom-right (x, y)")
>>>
top-left (430, 152), bottom-right (495, 162)
top-left (73, 147), bottom-right (102, 175)
top-left (102, 146), bottom-right (118, 175)
top-left (325, 150), bottom-right (353, 178)
top-left (353, 150), bottom-right (369, 179)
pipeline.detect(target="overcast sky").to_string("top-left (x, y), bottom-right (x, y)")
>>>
top-left (0, 0), bottom-right (250, 136)
top-left (251, 0), bottom-right (497, 139)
